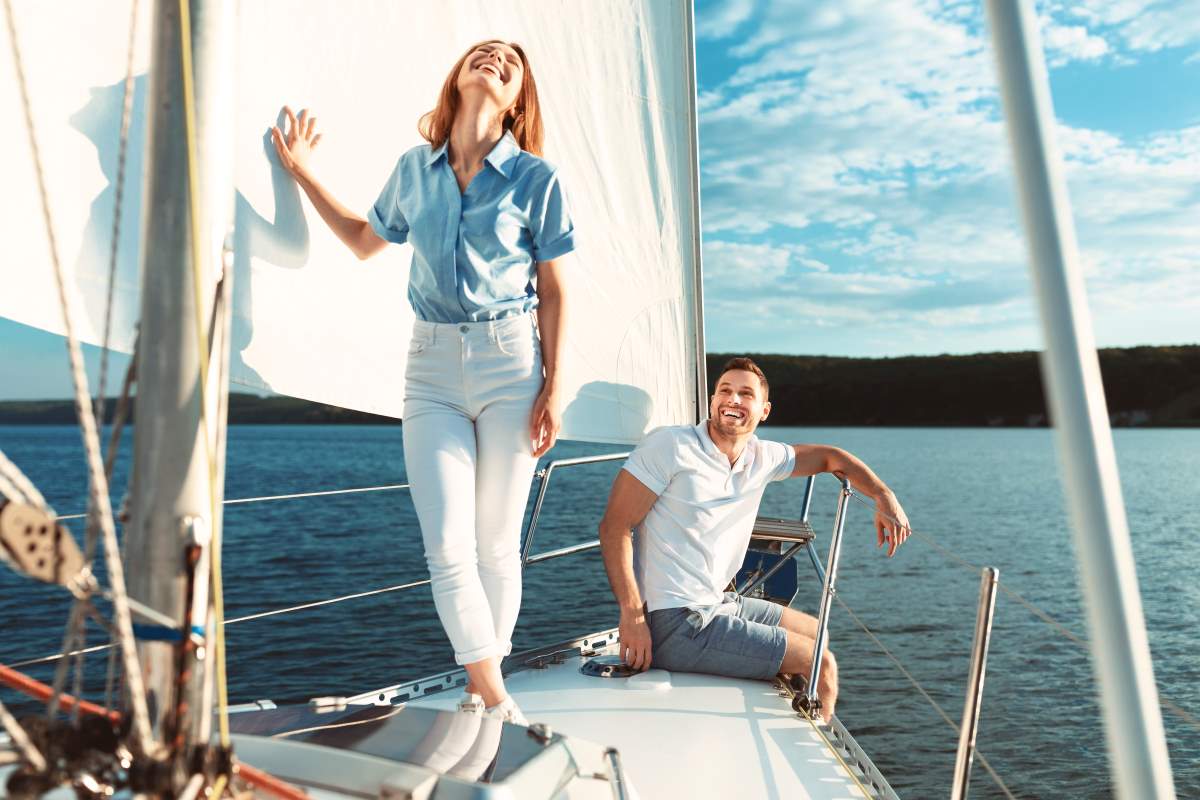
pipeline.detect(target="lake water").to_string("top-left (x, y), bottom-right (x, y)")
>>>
top-left (1, 424), bottom-right (1196, 798)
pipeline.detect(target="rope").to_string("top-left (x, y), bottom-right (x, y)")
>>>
top-left (836, 597), bottom-right (1018, 800)
top-left (2, 0), bottom-right (153, 750)
top-left (791, 701), bottom-right (877, 799)
top-left (176, 0), bottom-right (233, 780)
top-left (79, 0), bottom-right (139, 719)
top-left (0, 449), bottom-right (50, 510)
top-left (102, 351), bottom-right (138, 486)
top-left (93, 0), bottom-right (140, 450)
top-left (0, 695), bottom-right (46, 773)
top-left (842, 483), bottom-right (1200, 732)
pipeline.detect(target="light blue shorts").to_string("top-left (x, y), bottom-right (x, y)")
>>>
top-left (648, 593), bottom-right (788, 680)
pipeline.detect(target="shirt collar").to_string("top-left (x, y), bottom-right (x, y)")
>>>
top-left (425, 130), bottom-right (521, 178)
top-left (695, 422), bottom-right (752, 473)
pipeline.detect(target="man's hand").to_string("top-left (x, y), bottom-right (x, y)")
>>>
top-left (875, 491), bottom-right (910, 557)
top-left (619, 607), bottom-right (653, 671)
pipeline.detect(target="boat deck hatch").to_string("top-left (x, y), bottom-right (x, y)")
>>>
top-left (580, 654), bottom-right (640, 679)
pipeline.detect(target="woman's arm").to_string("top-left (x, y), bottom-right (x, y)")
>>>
top-left (530, 257), bottom-right (568, 456)
top-left (271, 107), bottom-right (387, 261)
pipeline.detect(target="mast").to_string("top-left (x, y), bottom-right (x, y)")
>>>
top-left (683, 0), bottom-right (708, 422)
top-left (984, 2), bottom-right (1175, 797)
top-left (124, 0), bottom-right (234, 775)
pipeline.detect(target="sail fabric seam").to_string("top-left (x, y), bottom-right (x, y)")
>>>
top-left (2, 0), bottom-right (154, 750)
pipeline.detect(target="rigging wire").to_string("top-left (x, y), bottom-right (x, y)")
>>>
top-left (54, 482), bottom-right (414, 521)
top-left (2, 0), bottom-right (153, 752)
top-left (834, 597), bottom-right (1019, 800)
top-left (844, 485), bottom-right (1200, 732)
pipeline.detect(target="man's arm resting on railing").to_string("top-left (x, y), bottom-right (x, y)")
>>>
top-left (791, 444), bottom-right (912, 557)
top-left (599, 470), bottom-right (659, 670)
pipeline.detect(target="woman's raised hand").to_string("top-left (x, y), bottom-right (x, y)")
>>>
top-left (271, 106), bottom-right (322, 178)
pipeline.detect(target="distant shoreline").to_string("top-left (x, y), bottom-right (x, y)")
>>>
top-left (2, 345), bottom-right (1197, 427)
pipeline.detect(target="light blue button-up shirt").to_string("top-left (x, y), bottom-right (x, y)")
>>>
top-left (367, 131), bottom-right (576, 323)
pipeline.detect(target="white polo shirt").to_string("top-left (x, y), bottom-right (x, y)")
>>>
top-left (622, 423), bottom-right (795, 612)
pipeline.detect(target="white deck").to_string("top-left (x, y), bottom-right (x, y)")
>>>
top-left (407, 643), bottom-right (874, 800)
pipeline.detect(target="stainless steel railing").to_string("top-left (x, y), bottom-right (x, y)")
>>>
top-left (520, 452), bottom-right (629, 564)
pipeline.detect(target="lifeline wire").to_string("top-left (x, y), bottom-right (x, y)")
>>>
top-left (3, 0), bottom-right (153, 750)
top-left (843, 483), bottom-right (1200, 732)
top-left (54, 482), bottom-right (414, 521)
top-left (836, 596), bottom-right (1018, 800)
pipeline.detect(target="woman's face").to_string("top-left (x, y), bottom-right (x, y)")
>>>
top-left (456, 42), bottom-right (525, 112)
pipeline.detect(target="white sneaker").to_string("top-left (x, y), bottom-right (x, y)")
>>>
top-left (456, 691), bottom-right (485, 715)
top-left (483, 696), bottom-right (528, 726)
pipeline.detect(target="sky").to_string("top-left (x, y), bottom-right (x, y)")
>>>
top-left (2, 0), bottom-right (1198, 399)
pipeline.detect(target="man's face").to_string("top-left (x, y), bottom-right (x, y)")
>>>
top-left (709, 369), bottom-right (770, 438)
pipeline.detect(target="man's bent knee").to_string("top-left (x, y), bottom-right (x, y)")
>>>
top-left (780, 631), bottom-right (834, 676)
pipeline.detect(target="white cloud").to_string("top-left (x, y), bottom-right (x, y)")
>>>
top-left (1040, 20), bottom-right (1111, 66)
top-left (695, 0), bottom-right (757, 41)
top-left (695, 0), bottom-right (1200, 355)
top-left (1063, 0), bottom-right (1200, 54)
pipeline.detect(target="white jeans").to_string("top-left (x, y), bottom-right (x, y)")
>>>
top-left (402, 314), bottom-right (542, 665)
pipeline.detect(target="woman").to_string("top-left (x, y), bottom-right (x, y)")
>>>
top-left (271, 40), bottom-right (573, 724)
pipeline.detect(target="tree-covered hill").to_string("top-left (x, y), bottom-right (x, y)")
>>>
top-left (2, 345), bottom-right (1196, 426)
top-left (706, 345), bottom-right (1200, 427)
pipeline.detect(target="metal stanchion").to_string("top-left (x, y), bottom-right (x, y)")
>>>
top-left (798, 477), bottom-right (852, 716)
top-left (951, 567), bottom-right (1000, 800)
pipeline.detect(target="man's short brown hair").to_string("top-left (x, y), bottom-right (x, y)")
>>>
top-left (718, 357), bottom-right (769, 400)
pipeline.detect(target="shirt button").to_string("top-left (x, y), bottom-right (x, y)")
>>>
top-left (459, 325), bottom-right (469, 333)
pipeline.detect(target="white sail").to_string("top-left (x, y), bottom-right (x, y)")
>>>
top-left (0, 1), bottom-right (703, 444)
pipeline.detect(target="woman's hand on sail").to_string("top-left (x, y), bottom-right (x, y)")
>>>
top-left (271, 106), bottom-right (322, 179)
top-left (530, 385), bottom-right (561, 457)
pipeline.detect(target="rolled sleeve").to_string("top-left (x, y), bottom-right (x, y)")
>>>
top-left (768, 441), bottom-right (796, 482)
top-left (530, 171), bottom-right (576, 262)
top-left (368, 159), bottom-right (410, 244)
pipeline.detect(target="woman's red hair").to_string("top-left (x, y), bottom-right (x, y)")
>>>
top-left (419, 40), bottom-right (544, 156)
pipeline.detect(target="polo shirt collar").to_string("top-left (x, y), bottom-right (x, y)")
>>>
top-left (425, 130), bottom-right (520, 178)
top-left (696, 421), bottom-right (752, 473)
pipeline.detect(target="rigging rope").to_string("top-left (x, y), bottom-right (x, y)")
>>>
top-left (0, 695), bottom-right (46, 773)
top-left (93, 0), bottom-right (140, 444)
top-left (2, 0), bottom-right (153, 751)
top-left (0, 449), bottom-right (50, 510)
top-left (175, 3), bottom-right (233, 795)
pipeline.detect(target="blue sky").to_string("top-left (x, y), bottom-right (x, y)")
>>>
top-left (693, 0), bottom-right (1199, 358)
top-left (3, 0), bottom-right (1198, 399)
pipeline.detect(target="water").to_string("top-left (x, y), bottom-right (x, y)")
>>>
top-left (1, 424), bottom-right (1197, 798)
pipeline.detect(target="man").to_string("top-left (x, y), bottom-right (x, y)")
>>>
top-left (598, 357), bottom-right (910, 719)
